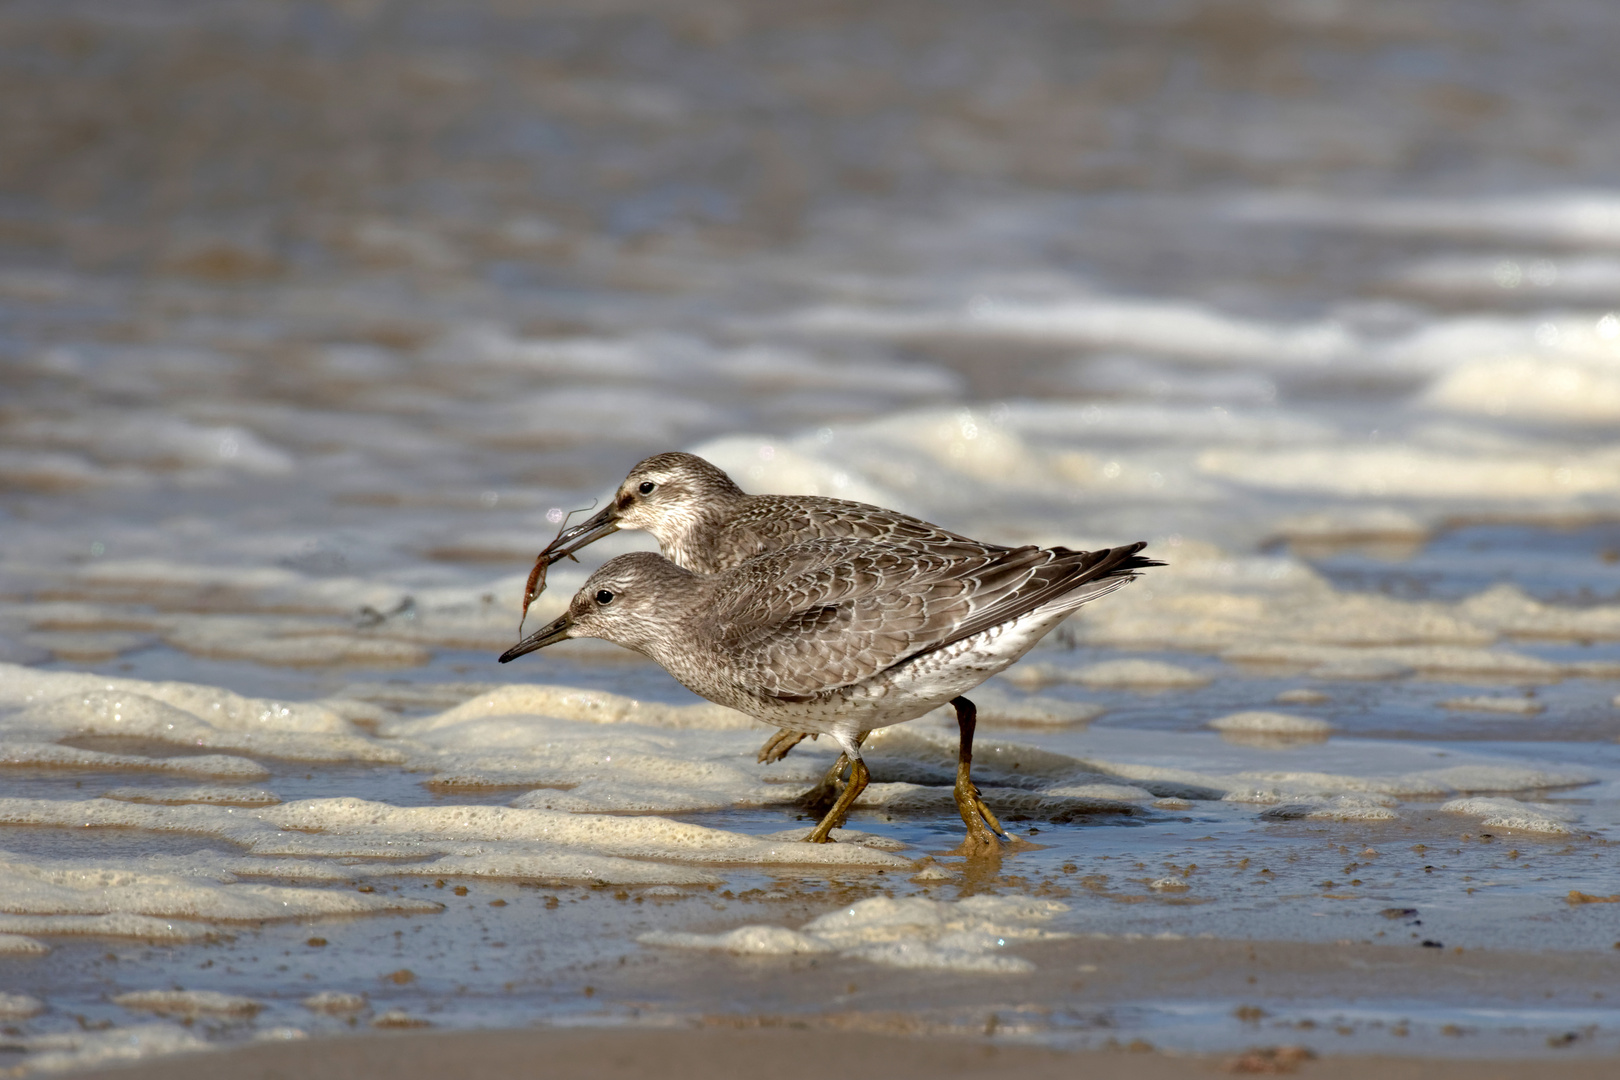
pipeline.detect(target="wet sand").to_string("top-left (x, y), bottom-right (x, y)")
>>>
top-left (68, 1027), bottom-right (1620, 1080)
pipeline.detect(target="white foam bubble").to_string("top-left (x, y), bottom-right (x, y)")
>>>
top-left (0, 932), bottom-right (49, 955)
top-left (1457, 585), bottom-right (1620, 640)
top-left (1424, 355), bottom-right (1620, 424)
top-left (1086, 754), bottom-right (1591, 804)
top-left (398, 683), bottom-right (754, 733)
top-left (263, 798), bottom-right (911, 869)
top-left (1208, 711), bottom-right (1334, 736)
top-left (1064, 557), bottom-right (1495, 655)
top-left (1040, 782), bottom-right (1156, 801)
top-left (1438, 695), bottom-right (1545, 716)
top-left (389, 850), bottom-right (722, 885)
top-left (0, 743), bottom-right (270, 780)
top-left (691, 435), bottom-right (906, 506)
top-left (1273, 507), bottom-right (1430, 544)
top-left (1441, 797), bottom-right (1574, 834)
top-left (1260, 795), bottom-right (1401, 822)
top-left (0, 992), bottom-right (45, 1017)
top-left (20, 1023), bottom-right (209, 1073)
top-left (113, 990), bottom-right (262, 1017)
top-left (918, 682), bottom-right (1103, 727)
top-left (641, 895), bottom-right (1068, 974)
top-left (1199, 444), bottom-right (1620, 499)
top-left (1227, 190), bottom-right (1620, 246)
top-left (303, 991), bottom-right (369, 1014)
top-left (2, 671), bottom-right (404, 763)
top-left (1221, 643), bottom-right (1561, 681)
top-left (1006, 658), bottom-right (1211, 690)
top-left (0, 849), bottom-right (443, 924)
top-left (640, 924), bottom-right (833, 956)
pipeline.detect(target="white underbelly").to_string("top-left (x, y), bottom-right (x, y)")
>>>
top-left (750, 606), bottom-right (1071, 740)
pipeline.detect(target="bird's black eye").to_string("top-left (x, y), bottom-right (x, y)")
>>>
top-left (595, 589), bottom-right (615, 605)
top-left (638, 481), bottom-right (656, 495)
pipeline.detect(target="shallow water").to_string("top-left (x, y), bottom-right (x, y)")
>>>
top-left (4, 0), bottom-right (1620, 1071)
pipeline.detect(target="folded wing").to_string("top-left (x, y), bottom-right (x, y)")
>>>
top-left (708, 539), bottom-right (1157, 699)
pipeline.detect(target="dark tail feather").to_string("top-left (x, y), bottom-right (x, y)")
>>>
top-left (1049, 541), bottom-right (1164, 579)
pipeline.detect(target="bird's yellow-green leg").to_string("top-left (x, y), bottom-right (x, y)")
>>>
top-left (951, 696), bottom-right (1008, 851)
top-left (804, 756), bottom-right (870, 843)
top-left (757, 729), bottom-right (810, 765)
top-left (795, 731), bottom-right (868, 816)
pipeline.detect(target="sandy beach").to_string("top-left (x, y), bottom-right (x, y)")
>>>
top-left (67, 1027), bottom-right (1620, 1080)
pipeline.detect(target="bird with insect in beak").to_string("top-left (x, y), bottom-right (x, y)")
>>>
top-left (519, 452), bottom-right (1136, 778)
top-left (503, 526), bottom-right (1158, 850)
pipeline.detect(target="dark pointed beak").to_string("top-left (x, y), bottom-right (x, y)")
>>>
top-left (542, 504), bottom-right (621, 563)
top-left (498, 613), bottom-right (573, 663)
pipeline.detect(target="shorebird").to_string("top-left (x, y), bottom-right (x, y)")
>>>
top-left (521, 452), bottom-right (1088, 769)
top-left (501, 537), bottom-right (1157, 848)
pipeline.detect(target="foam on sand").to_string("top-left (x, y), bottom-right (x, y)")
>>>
top-left (1001, 658), bottom-right (1210, 690)
top-left (0, 851), bottom-right (444, 923)
top-left (1438, 696), bottom-right (1545, 716)
top-left (303, 991), bottom-right (369, 1014)
top-left (396, 683), bottom-right (755, 732)
top-left (263, 799), bottom-right (911, 869)
top-left (0, 792), bottom-right (911, 878)
top-left (1199, 444), bottom-right (1620, 500)
top-left (0, 666), bottom-right (401, 763)
top-left (389, 683), bottom-right (1100, 807)
top-left (916, 681), bottom-right (1104, 727)
top-left (1441, 797), bottom-right (1575, 835)
top-left (0, 992), bottom-right (45, 1017)
top-left (1225, 190), bottom-right (1620, 246)
top-left (1220, 643), bottom-right (1563, 681)
top-left (0, 743), bottom-right (270, 780)
top-left (1258, 795), bottom-right (1401, 822)
top-left (1424, 355), bottom-right (1620, 424)
top-left (641, 895), bottom-right (1070, 974)
top-left (1207, 711), bottom-right (1334, 737)
top-left (0, 932), bottom-right (50, 955)
top-left (18, 1023), bottom-right (209, 1073)
top-left (113, 990), bottom-right (262, 1018)
top-left (1456, 585), bottom-right (1620, 641)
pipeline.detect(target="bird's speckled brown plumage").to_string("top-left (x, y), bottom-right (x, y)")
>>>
top-left (502, 536), bottom-right (1159, 844)
top-left (524, 452), bottom-right (1015, 600)
top-left (521, 452), bottom-right (1098, 755)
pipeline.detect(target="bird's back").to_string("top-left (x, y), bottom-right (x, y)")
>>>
top-left (659, 537), bottom-right (1157, 709)
top-left (677, 493), bottom-right (1004, 573)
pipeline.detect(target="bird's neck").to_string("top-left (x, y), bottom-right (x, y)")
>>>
top-left (660, 492), bottom-right (745, 573)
